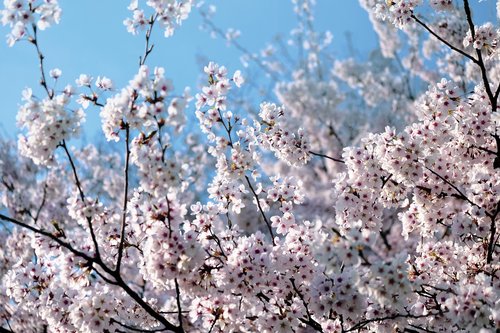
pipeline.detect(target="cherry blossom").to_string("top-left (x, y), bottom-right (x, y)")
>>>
top-left (1, 0), bottom-right (61, 45)
top-left (0, 0), bottom-right (499, 332)
top-left (17, 87), bottom-right (85, 165)
top-left (463, 22), bottom-right (500, 58)
top-left (124, 0), bottom-right (194, 37)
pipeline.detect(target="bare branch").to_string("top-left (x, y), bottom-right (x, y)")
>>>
top-left (33, 182), bottom-right (47, 224)
top-left (411, 14), bottom-right (478, 64)
top-left (116, 125), bottom-right (131, 274)
top-left (60, 140), bottom-right (101, 259)
top-left (290, 278), bottom-right (324, 332)
top-left (0, 213), bottom-right (96, 264)
top-left (139, 13), bottom-right (159, 66)
top-left (200, 11), bottom-right (280, 82)
top-left (462, 0), bottom-right (497, 112)
top-left (0, 212), bottom-right (181, 331)
top-left (346, 312), bottom-right (441, 332)
top-left (174, 278), bottom-right (183, 330)
top-left (111, 318), bottom-right (169, 332)
top-left (309, 150), bottom-right (345, 164)
top-left (245, 175), bottom-right (276, 245)
top-left (424, 166), bottom-right (478, 210)
top-left (29, 24), bottom-right (53, 99)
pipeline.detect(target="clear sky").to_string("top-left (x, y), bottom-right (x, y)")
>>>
top-left (0, 1), bottom-right (496, 140)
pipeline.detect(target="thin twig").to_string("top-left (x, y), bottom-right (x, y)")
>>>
top-left (486, 201), bottom-right (499, 264)
top-left (494, 83), bottom-right (500, 106)
top-left (290, 278), bottom-right (323, 332)
top-left (346, 312), bottom-right (440, 332)
top-left (0, 213), bottom-right (96, 264)
top-left (30, 24), bottom-right (53, 99)
top-left (116, 125), bottom-right (131, 273)
top-left (245, 175), bottom-right (275, 245)
top-left (33, 183), bottom-right (47, 223)
top-left (60, 140), bottom-right (101, 259)
top-left (139, 13), bottom-right (159, 66)
top-left (200, 11), bottom-right (280, 82)
top-left (424, 166), bottom-right (478, 210)
top-left (381, 173), bottom-right (393, 189)
top-left (309, 150), bottom-right (345, 164)
top-left (60, 141), bottom-right (85, 201)
top-left (207, 312), bottom-right (220, 333)
top-left (111, 318), bottom-right (168, 332)
top-left (328, 124), bottom-right (345, 148)
top-left (114, 273), bottom-right (182, 332)
top-left (174, 278), bottom-right (183, 330)
top-left (411, 14), bottom-right (477, 64)
top-left (462, 0), bottom-right (497, 112)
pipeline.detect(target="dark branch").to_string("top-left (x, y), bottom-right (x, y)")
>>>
top-left (0, 213), bottom-right (96, 264)
top-left (139, 13), bottom-right (158, 66)
top-left (174, 278), bottom-right (183, 330)
top-left (33, 183), bottom-right (47, 223)
top-left (111, 318), bottom-right (168, 332)
top-left (245, 175), bottom-right (276, 245)
top-left (346, 312), bottom-right (440, 332)
top-left (411, 14), bottom-right (477, 64)
top-left (29, 24), bottom-right (53, 99)
top-left (462, 0), bottom-right (497, 112)
top-left (60, 140), bottom-right (101, 259)
top-left (0, 326), bottom-right (14, 333)
top-left (424, 166), bottom-right (479, 210)
top-left (309, 151), bottom-right (345, 164)
top-left (290, 278), bottom-right (323, 332)
top-left (116, 125), bottom-right (131, 273)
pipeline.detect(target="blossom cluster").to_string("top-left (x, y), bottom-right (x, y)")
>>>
top-left (100, 65), bottom-right (192, 199)
top-left (257, 102), bottom-right (311, 166)
top-left (17, 88), bottom-right (84, 165)
top-left (463, 22), bottom-right (500, 58)
top-left (124, 0), bottom-right (194, 37)
top-left (374, 0), bottom-right (422, 29)
top-left (1, 0), bottom-right (61, 46)
top-left (100, 65), bottom-right (185, 141)
top-left (331, 78), bottom-right (500, 331)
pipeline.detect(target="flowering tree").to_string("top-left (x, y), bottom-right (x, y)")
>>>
top-left (0, 0), bottom-right (499, 332)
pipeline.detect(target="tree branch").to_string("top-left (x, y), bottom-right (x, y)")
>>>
top-left (0, 326), bottom-right (14, 333)
top-left (29, 24), bottom-right (53, 99)
top-left (200, 10), bottom-right (280, 82)
top-left (346, 312), bottom-right (440, 332)
top-left (115, 125), bottom-right (131, 273)
top-left (486, 201), bottom-right (499, 264)
top-left (0, 213), bottom-right (96, 264)
top-left (139, 13), bottom-right (158, 66)
top-left (290, 278), bottom-right (323, 332)
top-left (111, 318), bottom-right (168, 332)
top-left (33, 182), bottom-right (47, 224)
top-left (174, 278), bottom-right (183, 330)
top-left (411, 14), bottom-right (477, 64)
top-left (424, 166), bottom-right (479, 210)
top-left (309, 150), bottom-right (345, 164)
top-left (0, 212), bottom-right (181, 331)
top-left (462, 0), bottom-right (497, 112)
top-left (245, 175), bottom-right (275, 245)
top-left (60, 140), bottom-right (101, 259)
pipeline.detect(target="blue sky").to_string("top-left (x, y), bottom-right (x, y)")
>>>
top-left (0, 1), bottom-right (496, 140)
top-left (0, 1), bottom-right (376, 139)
